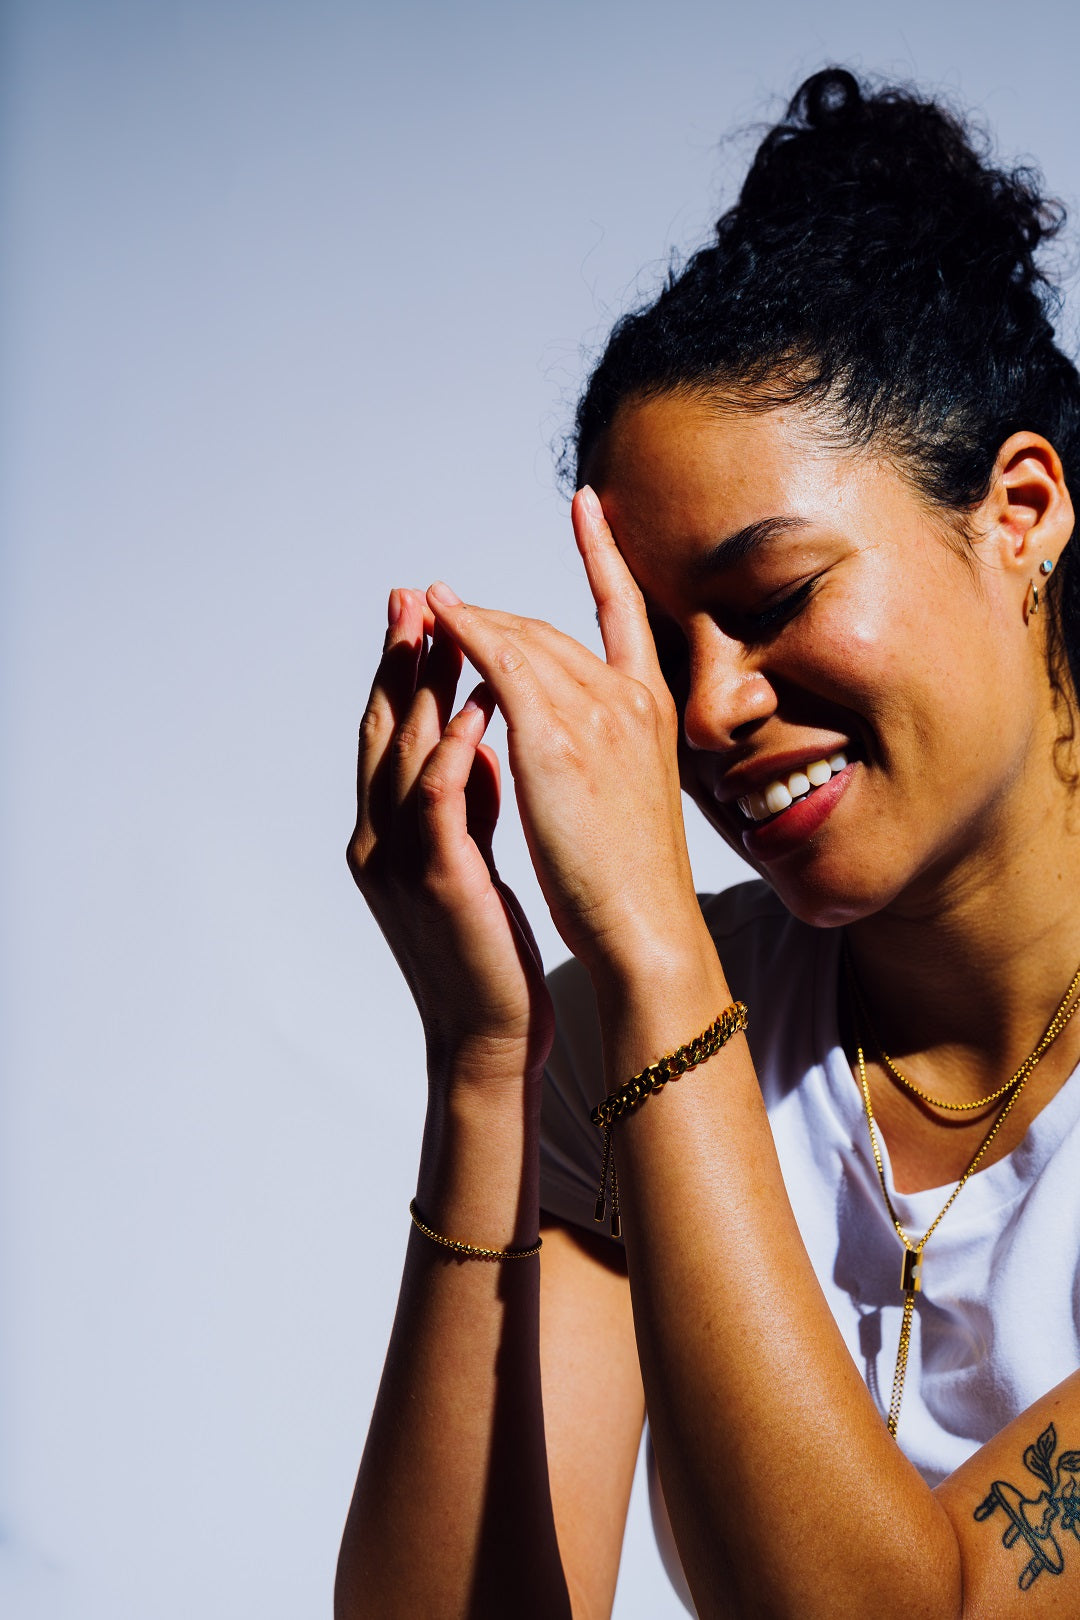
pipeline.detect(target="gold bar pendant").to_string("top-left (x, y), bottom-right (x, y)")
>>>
top-left (901, 1249), bottom-right (922, 1294)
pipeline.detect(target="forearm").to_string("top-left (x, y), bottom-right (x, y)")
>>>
top-left (336, 1066), bottom-right (570, 1620)
top-left (597, 952), bottom-right (962, 1620)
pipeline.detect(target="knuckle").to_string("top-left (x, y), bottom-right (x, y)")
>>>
top-left (345, 828), bottom-right (374, 880)
top-left (392, 721), bottom-right (424, 760)
top-left (582, 698), bottom-right (621, 741)
top-left (494, 643), bottom-right (525, 676)
top-left (625, 681), bottom-right (656, 722)
top-left (416, 765), bottom-right (453, 813)
top-left (358, 705), bottom-right (386, 751)
top-left (417, 856), bottom-right (454, 902)
top-left (546, 720), bottom-right (585, 766)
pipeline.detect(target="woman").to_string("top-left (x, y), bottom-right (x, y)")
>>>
top-left (337, 69), bottom-right (1080, 1617)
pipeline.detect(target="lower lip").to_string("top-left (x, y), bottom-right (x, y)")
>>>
top-left (739, 762), bottom-right (857, 859)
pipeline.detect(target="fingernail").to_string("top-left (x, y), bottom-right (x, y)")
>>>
top-left (429, 580), bottom-right (462, 606)
top-left (578, 485), bottom-right (602, 519)
top-left (461, 697), bottom-right (483, 714)
top-left (387, 588), bottom-right (402, 626)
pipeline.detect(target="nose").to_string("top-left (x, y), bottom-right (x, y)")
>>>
top-left (681, 627), bottom-right (777, 751)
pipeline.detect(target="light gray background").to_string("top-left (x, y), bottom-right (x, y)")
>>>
top-left (3, 3), bottom-right (1079, 1616)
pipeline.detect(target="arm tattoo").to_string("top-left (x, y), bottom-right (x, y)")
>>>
top-left (974, 1423), bottom-right (1080, 1590)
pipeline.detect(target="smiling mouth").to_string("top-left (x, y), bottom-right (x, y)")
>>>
top-left (736, 752), bottom-right (849, 823)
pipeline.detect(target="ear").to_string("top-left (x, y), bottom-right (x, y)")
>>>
top-left (981, 432), bottom-right (1074, 580)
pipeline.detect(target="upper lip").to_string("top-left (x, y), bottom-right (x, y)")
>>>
top-left (711, 744), bottom-right (853, 804)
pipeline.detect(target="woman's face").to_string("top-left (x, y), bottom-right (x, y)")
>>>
top-left (592, 392), bottom-right (1059, 927)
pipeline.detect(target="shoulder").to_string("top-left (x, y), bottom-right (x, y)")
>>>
top-left (699, 877), bottom-right (795, 946)
top-left (699, 880), bottom-right (820, 1004)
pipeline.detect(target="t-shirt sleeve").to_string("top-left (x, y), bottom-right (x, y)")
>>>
top-left (538, 880), bottom-right (788, 1242)
top-left (538, 953), bottom-right (615, 1240)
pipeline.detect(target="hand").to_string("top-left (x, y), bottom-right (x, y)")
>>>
top-left (348, 588), bottom-right (554, 1083)
top-left (426, 489), bottom-right (710, 988)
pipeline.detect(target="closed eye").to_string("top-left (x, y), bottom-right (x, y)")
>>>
top-left (738, 576), bottom-right (818, 638)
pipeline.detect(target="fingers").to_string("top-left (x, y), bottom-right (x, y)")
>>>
top-left (356, 587), bottom-right (428, 811)
top-left (426, 581), bottom-right (554, 731)
top-left (464, 737), bottom-right (501, 860)
top-left (425, 580), bottom-right (625, 734)
top-left (390, 613), bottom-right (464, 805)
top-left (415, 686), bottom-right (498, 873)
top-left (572, 485), bottom-right (668, 695)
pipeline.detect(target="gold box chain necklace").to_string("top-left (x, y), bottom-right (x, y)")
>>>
top-left (846, 953), bottom-right (1080, 1440)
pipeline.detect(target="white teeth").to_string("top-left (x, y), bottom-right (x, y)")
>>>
top-left (764, 780), bottom-right (793, 815)
top-left (736, 751), bottom-right (852, 822)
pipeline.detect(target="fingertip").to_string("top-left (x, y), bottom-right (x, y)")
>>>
top-left (393, 587), bottom-right (435, 639)
top-left (452, 692), bottom-right (489, 733)
top-left (466, 680), bottom-right (495, 716)
top-left (428, 580), bottom-right (463, 608)
top-left (576, 485), bottom-right (603, 522)
top-left (387, 588), bottom-right (402, 627)
top-left (572, 486), bottom-right (613, 556)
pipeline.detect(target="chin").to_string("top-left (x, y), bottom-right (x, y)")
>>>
top-left (766, 881), bottom-right (886, 930)
top-left (697, 797), bottom-right (909, 930)
top-left (726, 831), bottom-right (906, 928)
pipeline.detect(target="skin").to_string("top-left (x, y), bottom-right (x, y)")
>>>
top-left (338, 391), bottom-right (1080, 1618)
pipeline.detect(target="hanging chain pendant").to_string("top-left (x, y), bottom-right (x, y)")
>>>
top-left (883, 1247), bottom-right (923, 1437)
top-left (888, 1285), bottom-right (918, 1438)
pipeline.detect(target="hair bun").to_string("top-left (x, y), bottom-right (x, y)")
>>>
top-left (793, 67), bottom-right (863, 129)
top-left (733, 66), bottom-right (1063, 305)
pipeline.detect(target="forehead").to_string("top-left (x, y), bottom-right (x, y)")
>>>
top-left (591, 391), bottom-right (879, 572)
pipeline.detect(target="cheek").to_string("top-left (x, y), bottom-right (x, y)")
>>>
top-left (803, 588), bottom-right (970, 738)
top-left (814, 586), bottom-right (1028, 792)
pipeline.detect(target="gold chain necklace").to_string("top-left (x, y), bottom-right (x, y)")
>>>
top-left (846, 953), bottom-right (1080, 1440)
top-left (848, 963), bottom-right (1080, 1112)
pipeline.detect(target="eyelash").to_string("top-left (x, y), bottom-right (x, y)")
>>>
top-left (742, 577), bottom-right (818, 635)
top-left (647, 575), bottom-right (819, 675)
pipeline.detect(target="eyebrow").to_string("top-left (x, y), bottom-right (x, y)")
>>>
top-left (688, 515), bottom-right (811, 581)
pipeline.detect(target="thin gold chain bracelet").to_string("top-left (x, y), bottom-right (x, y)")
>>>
top-left (590, 1002), bottom-right (749, 1238)
top-left (408, 1199), bottom-right (542, 1261)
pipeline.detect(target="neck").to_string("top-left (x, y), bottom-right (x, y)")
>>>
top-left (846, 765), bottom-right (1080, 1101)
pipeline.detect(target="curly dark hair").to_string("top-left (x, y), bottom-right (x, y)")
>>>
top-left (572, 67), bottom-right (1080, 707)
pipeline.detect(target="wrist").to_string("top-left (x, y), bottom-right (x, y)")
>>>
top-left (588, 912), bottom-right (726, 1016)
top-left (590, 930), bottom-right (736, 1091)
top-left (418, 1069), bottom-right (544, 1251)
top-left (425, 1025), bottom-right (551, 1094)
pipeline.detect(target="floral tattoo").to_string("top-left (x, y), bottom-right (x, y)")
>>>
top-left (974, 1424), bottom-right (1080, 1590)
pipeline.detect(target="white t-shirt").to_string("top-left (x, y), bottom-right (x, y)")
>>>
top-left (539, 880), bottom-right (1080, 1612)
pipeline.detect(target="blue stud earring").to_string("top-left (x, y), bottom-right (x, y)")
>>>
top-left (1027, 562), bottom-right (1054, 619)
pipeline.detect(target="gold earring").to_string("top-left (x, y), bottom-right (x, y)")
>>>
top-left (1027, 559), bottom-right (1054, 620)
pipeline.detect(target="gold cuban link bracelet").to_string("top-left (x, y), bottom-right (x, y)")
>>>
top-left (590, 1002), bottom-right (749, 1238)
